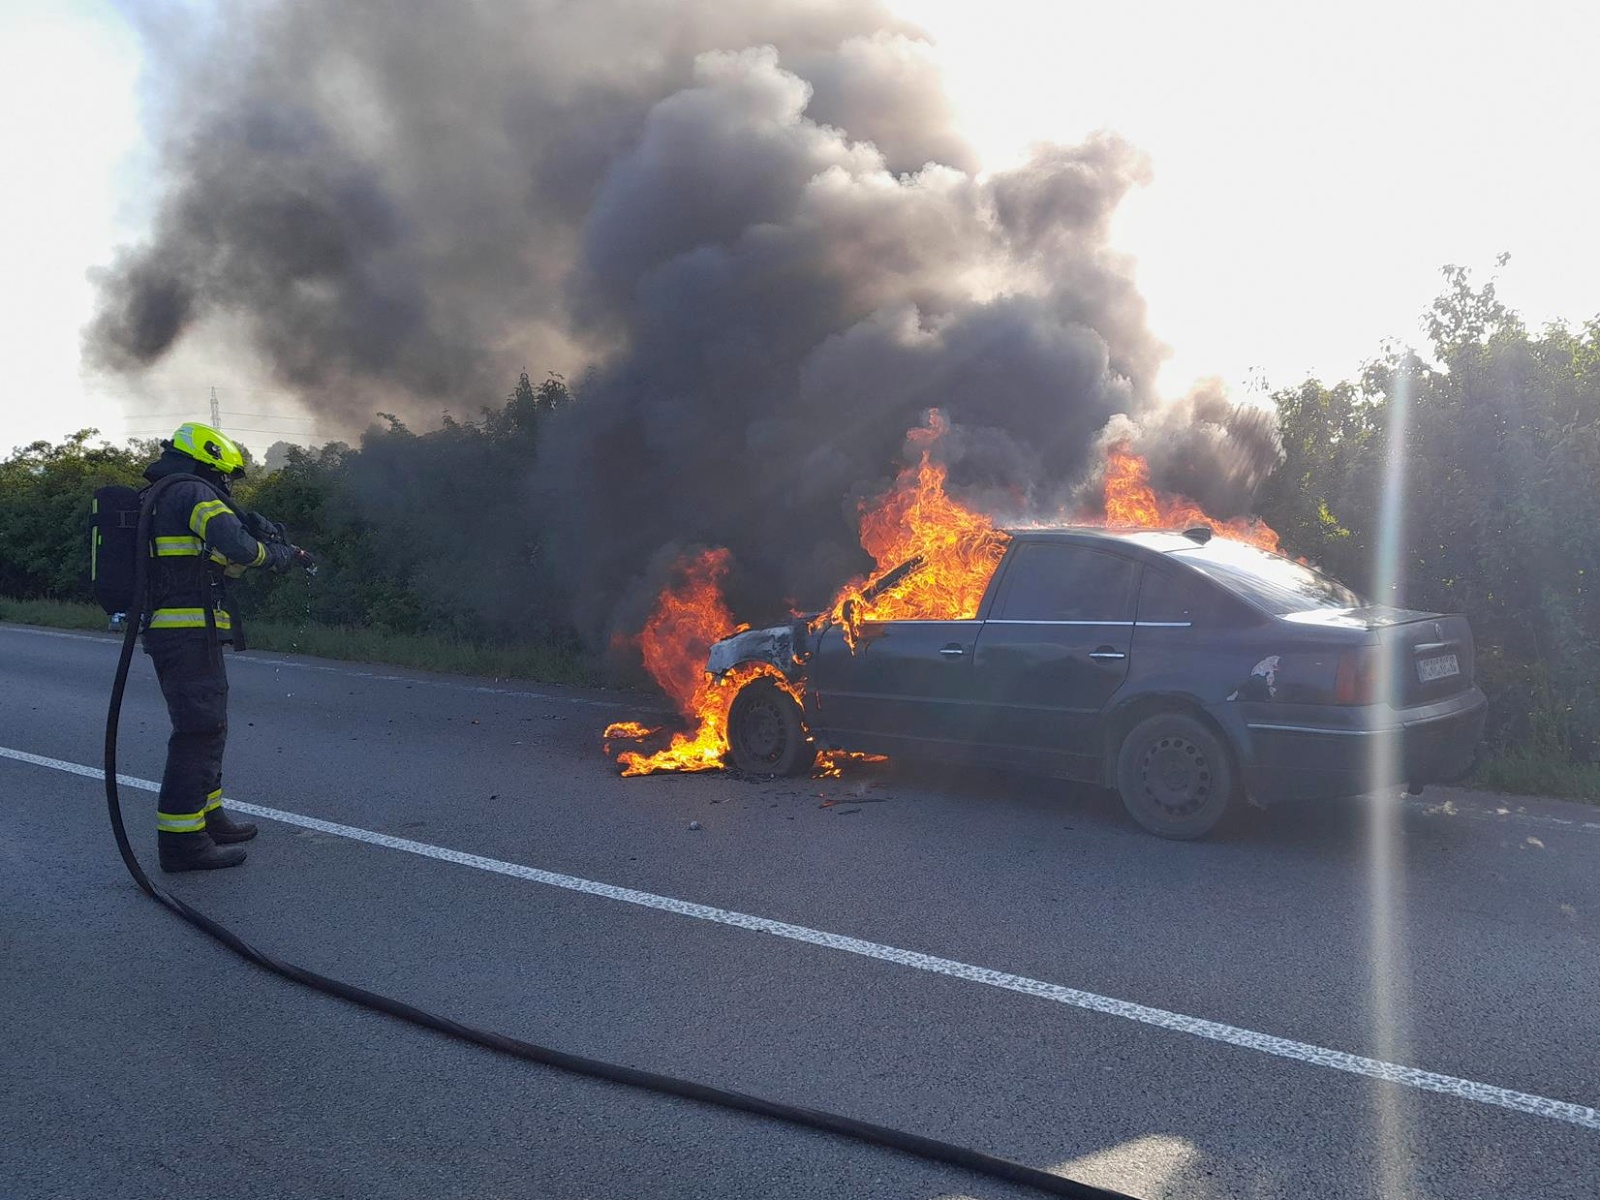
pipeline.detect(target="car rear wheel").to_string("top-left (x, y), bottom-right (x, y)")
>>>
top-left (727, 679), bottom-right (815, 776)
top-left (1115, 712), bottom-right (1235, 839)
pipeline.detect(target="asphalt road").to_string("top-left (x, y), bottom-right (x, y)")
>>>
top-left (2, 622), bottom-right (1597, 1200)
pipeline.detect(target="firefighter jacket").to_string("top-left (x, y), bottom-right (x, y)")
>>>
top-left (141, 450), bottom-right (288, 635)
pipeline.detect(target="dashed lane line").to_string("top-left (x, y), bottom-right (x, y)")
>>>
top-left (3, 742), bottom-right (1597, 1135)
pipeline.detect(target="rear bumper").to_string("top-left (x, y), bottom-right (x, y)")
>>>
top-left (1217, 688), bottom-right (1487, 803)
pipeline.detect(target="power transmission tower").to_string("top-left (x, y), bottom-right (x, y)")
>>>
top-left (209, 386), bottom-right (221, 428)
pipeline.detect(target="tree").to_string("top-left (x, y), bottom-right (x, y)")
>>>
top-left (231, 370), bottom-right (576, 641)
top-left (0, 431), bottom-right (153, 599)
top-left (1258, 267), bottom-right (1600, 761)
top-left (262, 441), bottom-right (296, 474)
top-left (1253, 378), bottom-right (1377, 588)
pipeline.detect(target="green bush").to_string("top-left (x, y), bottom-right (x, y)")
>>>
top-left (1258, 267), bottom-right (1599, 767)
top-left (4, 298), bottom-right (1596, 788)
top-left (0, 431), bottom-right (157, 599)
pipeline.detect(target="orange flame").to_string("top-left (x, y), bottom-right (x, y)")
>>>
top-left (607, 410), bottom-right (1005, 777)
top-left (603, 549), bottom-right (800, 776)
top-left (608, 424), bottom-right (1283, 778)
top-left (1100, 442), bottom-right (1282, 551)
top-left (814, 749), bottom-right (889, 778)
top-left (826, 410), bottom-right (1010, 647)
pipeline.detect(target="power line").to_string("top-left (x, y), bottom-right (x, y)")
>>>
top-left (215, 411), bottom-right (317, 422)
top-left (111, 410), bottom-right (316, 425)
top-left (119, 427), bottom-right (325, 439)
top-left (113, 423), bottom-right (317, 434)
top-left (92, 390), bottom-right (317, 417)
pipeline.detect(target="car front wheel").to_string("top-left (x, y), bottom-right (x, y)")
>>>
top-left (1115, 712), bottom-right (1235, 839)
top-left (727, 679), bottom-right (816, 776)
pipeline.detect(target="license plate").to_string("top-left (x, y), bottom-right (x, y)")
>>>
top-left (1417, 653), bottom-right (1460, 682)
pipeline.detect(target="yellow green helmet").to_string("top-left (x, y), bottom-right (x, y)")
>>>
top-left (170, 422), bottom-right (246, 478)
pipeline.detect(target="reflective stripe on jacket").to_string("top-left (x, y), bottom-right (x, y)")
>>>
top-left (147, 607), bottom-right (235, 631)
top-left (145, 476), bottom-right (273, 632)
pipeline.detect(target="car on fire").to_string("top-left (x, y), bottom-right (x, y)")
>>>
top-left (708, 527), bottom-right (1487, 838)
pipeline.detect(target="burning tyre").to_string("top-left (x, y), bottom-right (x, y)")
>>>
top-left (727, 679), bottom-right (816, 776)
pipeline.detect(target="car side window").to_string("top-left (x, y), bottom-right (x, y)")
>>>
top-left (1137, 565), bottom-right (1244, 626)
top-left (994, 544), bottom-right (1138, 622)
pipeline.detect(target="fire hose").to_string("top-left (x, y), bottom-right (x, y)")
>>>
top-left (104, 480), bottom-right (1135, 1200)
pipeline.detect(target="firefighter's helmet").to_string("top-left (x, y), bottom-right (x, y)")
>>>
top-left (170, 422), bottom-right (247, 479)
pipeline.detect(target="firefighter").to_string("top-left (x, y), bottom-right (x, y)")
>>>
top-left (142, 422), bottom-right (311, 873)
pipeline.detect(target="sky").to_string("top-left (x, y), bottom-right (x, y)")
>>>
top-left (3, 0), bottom-right (1598, 457)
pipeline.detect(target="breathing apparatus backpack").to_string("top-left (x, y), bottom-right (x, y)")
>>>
top-left (91, 485), bottom-right (144, 616)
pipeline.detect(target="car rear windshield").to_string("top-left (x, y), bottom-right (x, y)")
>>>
top-left (1171, 539), bottom-right (1364, 615)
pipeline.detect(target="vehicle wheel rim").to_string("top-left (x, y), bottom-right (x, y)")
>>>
top-left (1138, 735), bottom-right (1212, 818)
top-left (737, 698), bottom-right (787, 765)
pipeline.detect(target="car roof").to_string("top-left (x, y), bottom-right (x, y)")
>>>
top-left (1001, 525), bottom-right (1201, 553)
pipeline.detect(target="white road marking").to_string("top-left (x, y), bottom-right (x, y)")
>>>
top-left (0, 622), bottom-right (660, 712)
top-left (4, 742), bottom-right (1598, 1135)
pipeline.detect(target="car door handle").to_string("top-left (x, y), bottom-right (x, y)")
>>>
top-left (940, 644), bottom-right (966, 657)
top-left (1089, 647), bottom-right (1126, 661)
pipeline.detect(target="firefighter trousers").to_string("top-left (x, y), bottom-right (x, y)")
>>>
top-left (144, 630), bottom-right (229, 843)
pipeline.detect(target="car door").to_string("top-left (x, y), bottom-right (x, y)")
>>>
top-left (968, 542), bottom-right (1138, 770)
top-left (810, 618), bottom-right (982, 749)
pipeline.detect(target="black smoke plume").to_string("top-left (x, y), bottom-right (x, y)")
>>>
top-left (87, 0), bottom-right (1281, 648)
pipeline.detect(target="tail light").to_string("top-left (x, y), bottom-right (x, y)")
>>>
top-left (1334, 646), bottom-right (1380, 705)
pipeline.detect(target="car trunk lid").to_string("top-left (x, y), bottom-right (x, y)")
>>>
top-left (1284, 606), bottom-right (1475, 705)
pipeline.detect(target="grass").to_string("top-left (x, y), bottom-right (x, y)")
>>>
top-left (245, 620), bottom-right (596, 684)
top-left (6, 594), bottom-right (1597, 804)
top-left (0, 596), bottom-right (597, 687)
top-left (0, 596), bottom-right (113, 631)
top-left (1468, 752), bottom-right (1600, 805)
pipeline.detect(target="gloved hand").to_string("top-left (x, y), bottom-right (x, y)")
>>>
top-left (264, 543), bottom-right (297, 572)
top-left (244, 511), bottom-right (289, 545)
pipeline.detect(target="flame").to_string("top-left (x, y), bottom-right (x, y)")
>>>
top-left (602, 720), bottom-right (659, 751)
top-left (1100, 442), bottom-right (1282, 551)
top-left (608, 422), bottom-right (1284, 779)
top-left (826, 410), bottom-right (1011, 648)
top-left (607, 410), bottom-right (1005, 777)
top-left (814, 750), bottom-right (890, 778)
top-left (602, 549), bottom-right (801, 776)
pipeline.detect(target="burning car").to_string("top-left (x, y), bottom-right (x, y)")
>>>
top-left (707, 527), bottom-right (1487, 839)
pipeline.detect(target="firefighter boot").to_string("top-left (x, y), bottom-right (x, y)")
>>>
top-left (158, 831), bottom-right (247, 873)
top-left (205, 805), bottom-right (258, 844)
